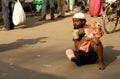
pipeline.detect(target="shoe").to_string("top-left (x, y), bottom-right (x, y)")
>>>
top-left (8, 26), bottom-right (14, 30)
top-left (57, 15), bottom-right (65, 18)
top-left (1, 27), bottom-right (7, 31)
top-left (1, 27), bottom-right (14, 31)
top-left (97, 15), bottom-right (101, 17)
top-left (0, 27), bottom-right (8, 31)
top-left (50, 18), bottom-right (55, 21)
top-left (91, 15), bottom-right (93, 17)
top-left (38, 18), bottom-right (46, 21)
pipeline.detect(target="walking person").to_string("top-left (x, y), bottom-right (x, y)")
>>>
top-left (66, 12), bottom-right (104, 70)
top-left (57, 0), bottom-right (65, 18)
top-left (69, 0), bottom-right (75, 12)
top-left (39, 0), bottom-right (55, 21)
top-left (88, 0), bottom-right (103, 17)
top-left (1, 0), bottom-right (17, 30)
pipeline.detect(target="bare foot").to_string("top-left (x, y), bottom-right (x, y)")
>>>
top-left (99, 63), bottom-right (105, 70)
top-left (71, 57), bottom-right (76, 62)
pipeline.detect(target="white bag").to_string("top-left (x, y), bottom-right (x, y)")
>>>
top-left (12, 0), bottom-right (26, 25)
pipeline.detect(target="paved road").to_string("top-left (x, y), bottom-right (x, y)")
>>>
top-left (0, 13), bottom-right (120, 79)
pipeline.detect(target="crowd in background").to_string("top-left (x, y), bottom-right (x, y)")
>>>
top-left (23, 0), bottom-right (104, 17)
top-left (23, 0), bottom-right (89, 14)
top-left (0, 0), bottom-right (107, 30)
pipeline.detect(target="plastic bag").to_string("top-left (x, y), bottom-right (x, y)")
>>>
top-left (12, 0), bottom-right (26, 25)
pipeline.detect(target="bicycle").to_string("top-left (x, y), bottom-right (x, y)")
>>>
top-left (102, 0), bottom-right (120, 34)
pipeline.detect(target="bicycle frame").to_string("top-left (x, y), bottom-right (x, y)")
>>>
top-left (102, 0), bottom-right (120, 34)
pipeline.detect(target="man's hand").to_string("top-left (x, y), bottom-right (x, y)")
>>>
top-left (78, 28), bottom-right (84, 35)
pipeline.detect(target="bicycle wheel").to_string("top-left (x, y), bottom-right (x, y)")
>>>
top-left (102, 6), bottom-right (118, 34)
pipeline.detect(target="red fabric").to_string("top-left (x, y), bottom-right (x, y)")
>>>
top-left (88, 0), bottom-right (103, 16)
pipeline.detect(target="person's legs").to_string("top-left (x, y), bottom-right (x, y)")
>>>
top-left (65, 0), bottom-right (69, 12)
top-left (1, 0), bottom-right (14, 30)
top-left (57, 0), bottom-right (65, 18)
top-left (90, 39), bottom-right (104, 70)
top-left (9, 2), bottom-right (14, 29)
top-left (69, 0), bottom-right (75, 11)
top-left (57, 0), bottom-right (60, 14)
top-left (58, 0), bottom-right (65, 16)
top-left (29, 3), bottom-right (35, 12)
top-left (41, 0), bottom-right (47, 20)
top-left (49, 0), bottom-right (55, 20)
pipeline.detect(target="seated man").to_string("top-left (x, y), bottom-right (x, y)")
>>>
top-left (66, 12), bottom-right (104, 70)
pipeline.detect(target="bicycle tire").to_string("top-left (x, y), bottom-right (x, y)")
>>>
top-left (102, 6), bottom-right (118, 34)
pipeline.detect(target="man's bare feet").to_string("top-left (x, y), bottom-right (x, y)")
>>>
top-left (99, 63), bottom-right (105, 70)
top-left (71, 57), bottom-right (76, 62)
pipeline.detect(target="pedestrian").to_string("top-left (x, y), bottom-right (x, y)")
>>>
top-left (57, 0), bottom-right (65, 18)
top-left (69, 0), bottom-right (75, 12)
top-left (88, 0), bottom-right (103, 17)
top-left (39, 0), bottom-right (55, 21)
top-left (1, 0), bottom-right (17, 30)
top-left (65, 12), bottom-right (104, 70)
top-left (65, 0), bottom-right (69, 12)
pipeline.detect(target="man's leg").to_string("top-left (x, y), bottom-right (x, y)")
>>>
top-left (41, 0), bottom-right (47, 20)
top-left (91, 40), bottom-right (104, 70)
top-left (29, 3), bottom-right (35, 12)
top-left (49, 0), bottom-right (55, 20)
top-left (57, 0), bottom-right (60, 12)
top-left (2, 0), bottom-right (11, 30)
top-left (9, 2), bottom-right (15, 29)
top-left (66, 49), bottom-right (76, 62)
top-left (57, 0), bottom-right (65, 17)
top-left (60, 0), bottom-right (65, 16)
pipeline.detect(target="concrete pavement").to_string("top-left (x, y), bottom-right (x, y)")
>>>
top-left (0, 13), bottom-right (120, 79)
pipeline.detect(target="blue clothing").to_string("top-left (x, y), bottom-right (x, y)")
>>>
top-left (41, 0), bottom-right (55, 20)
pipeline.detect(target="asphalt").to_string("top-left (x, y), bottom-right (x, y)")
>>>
top-left (0, 12), bottom-right (120, 79)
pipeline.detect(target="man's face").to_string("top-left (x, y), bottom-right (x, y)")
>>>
top-left (72, 18), bottom-right (84, 29)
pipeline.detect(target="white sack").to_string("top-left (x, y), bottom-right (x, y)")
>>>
top-left (12, 0), bottom-right (26, 25)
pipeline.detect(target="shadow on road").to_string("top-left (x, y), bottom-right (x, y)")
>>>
top-left (0, 61), bottom-right (66, 79)
top-left (0, 37), bottom-right (48, 52)
top-left (104, 46), bottom-right (120, 68)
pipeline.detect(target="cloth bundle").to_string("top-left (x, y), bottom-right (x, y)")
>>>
top-left (79, 21), bottom-right (104, 52)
